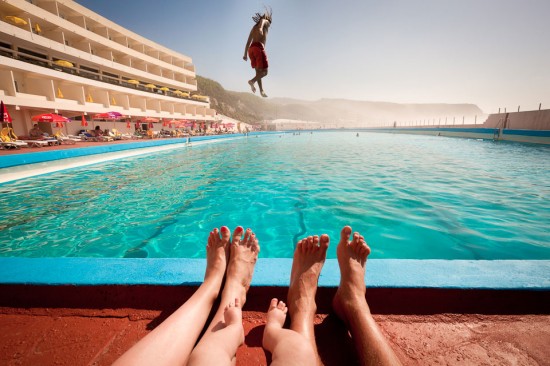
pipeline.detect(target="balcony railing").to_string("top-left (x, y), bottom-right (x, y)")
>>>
top-left (0, 44), bottom-right (208, 104)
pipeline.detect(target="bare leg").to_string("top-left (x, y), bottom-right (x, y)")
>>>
top-left (189, 226), bottom-right (260, 364)
top-left (332, 226), bottom-right (402, 366)
top-left (114, 227), bottom-right (230, 366)
top-left (287, 234), bottom-right (329, 365)
top-left (263, 298), bottom-right (316, 366)
top-left (249, 69), bottom-right (268, 97)
top-left (187, 298), bottom-right (245, 366)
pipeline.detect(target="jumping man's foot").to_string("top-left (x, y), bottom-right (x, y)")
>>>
top-left (204, 227), bottom-right (231, 293)
top-left (332, 226), bottom-right (371, 325)
top-left (224, 227), bottom-right (260, 306)
top-left (248, 80), bottom-right (256, 93)
top-left (260, 90), bottom-right (268, 98)
top-left (287, 235), bottom-right (329, 352)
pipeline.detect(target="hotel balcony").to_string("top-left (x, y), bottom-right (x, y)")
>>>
top-left (0, 0), bottom-right (215, 136)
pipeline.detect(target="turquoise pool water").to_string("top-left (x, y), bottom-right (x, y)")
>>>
top-left (0, 132), bottom-right (549, 259)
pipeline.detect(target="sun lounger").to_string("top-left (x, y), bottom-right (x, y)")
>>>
top-left (1, 127), bottom-right (29, 148)
top-left (21, 139), bottom-right (49, 147)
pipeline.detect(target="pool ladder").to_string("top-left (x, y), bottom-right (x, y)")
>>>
top-left (493, 113), bottom-right (509, 141)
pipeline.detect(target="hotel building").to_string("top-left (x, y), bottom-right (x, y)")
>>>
top-left (0, 0), bottom-right (216, 136)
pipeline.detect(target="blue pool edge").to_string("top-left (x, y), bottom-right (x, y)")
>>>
top-left (0, 258), bottom-right (548, 290)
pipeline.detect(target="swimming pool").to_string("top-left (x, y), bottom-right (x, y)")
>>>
top-left (1, 132), bottom-right (549, 259)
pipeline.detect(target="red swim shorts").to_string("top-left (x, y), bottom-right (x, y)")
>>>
top-left (248, 42), bottom-right (269, 69)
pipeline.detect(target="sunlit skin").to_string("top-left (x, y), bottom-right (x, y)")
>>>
top-left (243, 13), bottom-right (271, 98)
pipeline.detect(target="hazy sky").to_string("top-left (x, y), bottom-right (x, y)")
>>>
top-left (75, 0), bottom-right (549, 114)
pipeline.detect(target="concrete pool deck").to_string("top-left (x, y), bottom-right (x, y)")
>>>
top-left (1, 136), bottom-right (549, 365)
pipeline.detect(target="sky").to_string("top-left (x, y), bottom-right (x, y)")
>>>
top-left (75, 0), bottom-right (550, 114)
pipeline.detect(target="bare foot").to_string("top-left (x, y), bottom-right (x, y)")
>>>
top-left (263, 298), bottom-right (287, 351)
top-left (223, 297), bottom-right (245, 345)
top-left (287, 234), bottom-right (329, 355)
top-left (224, 227), bottom-right (260, 306)
top-left (332, 226), bottom-right (371, 325)
top-left (260, 90), bottom-right (268, 98)
top-left (204, 227), bottom-right (230, 293)
top-left (248, 80), bottom-right (256, 93)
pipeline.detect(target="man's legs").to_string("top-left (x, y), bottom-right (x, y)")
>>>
top-left (332, 226), bottom-right (402, 366)
top-left (114, 227), bottom-right (230, 366)
top-left (263, 298), bottom-right (316, 366)
top-left (249, 68), bottom-right (268, 97)
top-left (287, 234), bottom-right (329, 365)
top-left (187, 227), bottom-right (260, 365)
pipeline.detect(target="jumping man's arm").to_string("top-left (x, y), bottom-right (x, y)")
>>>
top-left (243, 31), bottom-right (253, 61)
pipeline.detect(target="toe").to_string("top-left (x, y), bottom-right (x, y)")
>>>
top-left (341, 226), bottom-right (352, 243)
top-left (269, 298), bottom-right (278, 311)
top-left (232, 226), bottom-right (244, 245)
top-left (220, 226), bottom-right (230, 245)
top-left (320, 234), bottom-right (329, 250)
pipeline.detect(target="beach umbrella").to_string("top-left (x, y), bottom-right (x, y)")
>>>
top-left (93, 111), bottom-right (122, 120)
top-left (159, 87), bottom-right (170, 92)
top-left (5, 16), bottom-right (27, 26)
top-left (127, 79), bottom-right (140, 85)
top-left (1, 101), bottom-right (12, 124)
top-left (135, 122), bottom-right (140, 130)
top-left (144, 83), bottom-right (156, 89)
top-left (139, 117), bottom-right (159, 123)
top-left (148, 122), bottom-right (154, 129)
top-left (32, 113), bottom-right (69, 123)
top-left (81, 115), bottom-right (88, 127)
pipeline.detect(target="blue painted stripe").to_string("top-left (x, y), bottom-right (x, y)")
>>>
top-left (0, 257), bottom-right (548, 290)
top-left (0, 132), bottom-right (275, 169)
top-left (503, 129), bottom-right (550, 137)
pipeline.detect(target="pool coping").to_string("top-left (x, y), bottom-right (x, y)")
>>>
top-left (0, 258), bottom-right (548, 290)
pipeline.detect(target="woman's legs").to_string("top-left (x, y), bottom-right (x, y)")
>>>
top-left (113, 226), bottom-right (230, 366)
top-left (187, 226), bottom-right (260, 365)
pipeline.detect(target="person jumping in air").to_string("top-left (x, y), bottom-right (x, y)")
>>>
top-left (243, 8), bottom-right (272, 98)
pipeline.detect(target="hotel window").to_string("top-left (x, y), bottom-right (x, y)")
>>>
top-left (18, 48), bottom-right (48, 67)
top-left (103, 71), bottom-right (119, 84)
top-left (0, 41), bottom-right (12, 57)
top-left (80, 65), bottom-right (99, 80)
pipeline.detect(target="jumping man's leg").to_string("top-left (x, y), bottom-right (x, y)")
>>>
top-left (287, 234), bottom-right (329, 365)
top-left (113, 227), bottom-right (230, 366)
top-left (249, 69), bottom-right (268, 97)
top-left (188, 226), bottom-right (260, 365)
top-left (332, 226), bottom-right (402, 366)
top-left (263, 298), bottom-right (316, 366)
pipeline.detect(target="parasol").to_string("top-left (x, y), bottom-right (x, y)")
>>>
top-left (1, 101), bottom-right (12, 124)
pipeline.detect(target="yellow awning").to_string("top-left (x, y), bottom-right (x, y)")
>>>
top-left (54, 60), bottom-right (73, 68)
top-left (5, 16), bottom-right (27, 26)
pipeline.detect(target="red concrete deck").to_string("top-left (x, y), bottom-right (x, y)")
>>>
top-left (0, 286), bottom-right (548, 365)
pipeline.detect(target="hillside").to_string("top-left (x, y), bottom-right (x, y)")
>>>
top-left (197, 76), bottom-right (484, 126)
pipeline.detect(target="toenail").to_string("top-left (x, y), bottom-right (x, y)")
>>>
top-left (236, 227), bottom-right (243, 233)
top-left (221, 226), bottom-right (228, 232)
